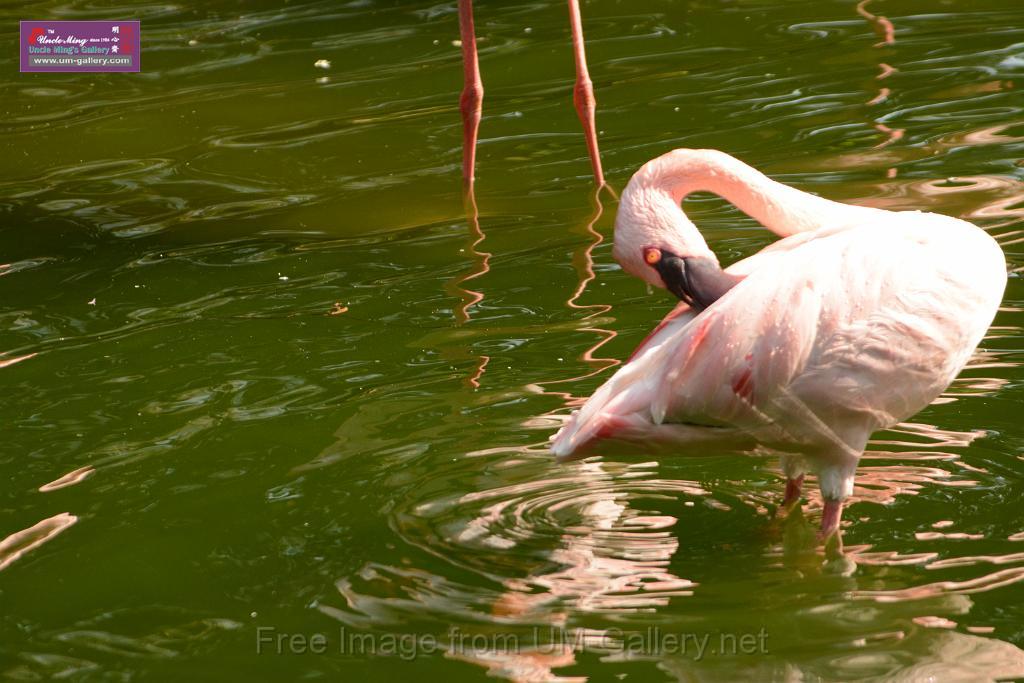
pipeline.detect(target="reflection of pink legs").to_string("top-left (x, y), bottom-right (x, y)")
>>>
top-left (782, 474), bottom-right (804, 509)
top-left (458, 0), bottom-right (605, 186)
top-left (568, 0), bottom-right (605, 186)
top-left (856, 0), bottom-right (894, 46)
top-left (820, 498), bottom-right (843, 538)
top-left (451, 187), bottom-right (490, 325)
top-left (458, 0), bottom-right (483, 186)
top-left (536, 188), bottom-right (619, 403)
top-left (445, 186), bottom-right (492, 387)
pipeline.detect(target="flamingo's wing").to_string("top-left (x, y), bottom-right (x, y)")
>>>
top-left (551, 223), bottom-right (916, 460)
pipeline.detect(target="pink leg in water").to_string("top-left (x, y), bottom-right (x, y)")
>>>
top-left (820, 498), bottom-right (844, 538)
top-left (782, 474), bottom-right (804, 509)
top-left (458, 0), bottom-right (483, 186)
top-left (567, 0), bottom-right (605, 187)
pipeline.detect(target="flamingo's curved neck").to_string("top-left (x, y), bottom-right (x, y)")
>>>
top-left (640, 149), bottom-right (884, 239)
top-left (614, 149), bottom-right (889, 286)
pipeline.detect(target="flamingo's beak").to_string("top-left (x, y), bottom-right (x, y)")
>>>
top-left (647, 248), bottom-right (743, 311)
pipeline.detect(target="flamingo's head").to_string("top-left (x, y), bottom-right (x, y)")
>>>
top-left (612, 163), bottom-right (716, 290)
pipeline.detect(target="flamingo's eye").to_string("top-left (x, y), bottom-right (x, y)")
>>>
top-left (643, 247), bottom-right (661, 266)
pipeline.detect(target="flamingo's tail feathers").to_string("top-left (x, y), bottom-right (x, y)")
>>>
top-left (549, 363), bottom-right (655, 461)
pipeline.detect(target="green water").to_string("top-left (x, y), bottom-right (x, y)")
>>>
top-left (2, 0), bottom-right (1023, 680)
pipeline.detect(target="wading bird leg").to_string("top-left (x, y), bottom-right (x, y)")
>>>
top-left (567, 0), bottom-right (604, 187)
top-left (458, 0), bottom-right (483, 186)
top-left (819, 498), bottom-right (843, 539)
top-left (782, 474), bottom-right (804, 510)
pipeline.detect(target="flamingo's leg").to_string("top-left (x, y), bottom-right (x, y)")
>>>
top-left (782, 474), bottom-right (804, 510)
top-left (567, 0), bottom-right (604, 186)
top-left (458, 0), bottom-right (483, 185)
top-left (778, 454), bottom-right (806, 515)
top-left (820, 498), bottom-right (843, 538)
top-left (816, 450), bottom-right (858, 542)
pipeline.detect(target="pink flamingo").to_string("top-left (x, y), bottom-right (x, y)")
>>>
top-left (458, 0), bottom-right (604, 187)
top-left (550, 149), bottom-right (1007, 540)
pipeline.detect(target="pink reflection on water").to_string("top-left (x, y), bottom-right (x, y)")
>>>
top-left (534, 188), bottom-right (620, 405)
top-left (877, 421), bottom-right (985, 448)
top-left (454, 461), bottom-right (702, 680)
top-left (853, 566), bottom-right (1024, 602)
top-left (916, 531), bottom-right (986, 541)
top-left (39, 465), bottom-right (95, 492)
top-left (450, 188), bottom-right (491, 326)
top-left (858, 0), bottom-right (903, 168)
top-left (321, 458), bottom-right (707, 664)
top-left (856, 0), bottom-right (895, 46)
top-left (443, 187), bottom-right (492, 389)
top-left (564, 189), bottom-right (619, 376)
top-left (0, 352), bottom-right (37, 369)
top-left (0, 512), bottom-right (77, 571)
top-left (913, 615), bottom-right (957, 629)
top-left (928, 552), bottom-right (1024, 570)
top-left (843, 546), bottom-right (938, 567)
top-left (842, 153), bottom-right (1024, 227)
top-left (467, 355), bottom-right (490, 390)
top-left (445, 644), bottom-right (584, 683)
top-left (873, 122), bottom-right (903, 149)
top-left (427, 460), bottom-right (703, 620)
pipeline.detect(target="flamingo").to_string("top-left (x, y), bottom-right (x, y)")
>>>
top-left (550, 149), bottom-right (1007, 540)
top-left (457, 0), bottom-right (604, 187)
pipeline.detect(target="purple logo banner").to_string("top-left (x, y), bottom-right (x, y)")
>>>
top-left (20, 20), bottom-right (140, 73)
